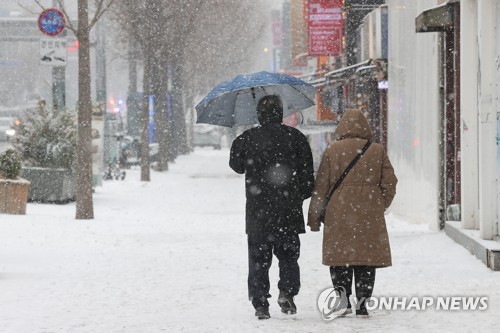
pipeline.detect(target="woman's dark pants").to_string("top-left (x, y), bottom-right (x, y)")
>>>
top-left (330, 265), bottom-right (376, 311)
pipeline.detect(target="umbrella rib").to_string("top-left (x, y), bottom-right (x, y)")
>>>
top-left (199, 93), bottom-right (231, 127)
top-left (288, 84), bottom-right (316, 105)
top-left (233, 91), bottom-right (240, 127)
top-left (199, 96), bottom-right (219, 123)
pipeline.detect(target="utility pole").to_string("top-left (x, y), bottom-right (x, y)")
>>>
top-left (52, 0), bottom-right (65, 112)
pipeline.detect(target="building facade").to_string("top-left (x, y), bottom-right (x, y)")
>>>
top-left (386, 0), bottom-right (500, 269)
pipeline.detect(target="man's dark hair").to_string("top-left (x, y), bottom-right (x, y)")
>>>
top-left (257, 95), bottom-right (283, 124)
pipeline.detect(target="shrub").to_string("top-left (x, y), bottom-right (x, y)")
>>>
top-left (0, 149), bottom-right (22, 179)
top-left (11, 100), bottom-right (77, 170)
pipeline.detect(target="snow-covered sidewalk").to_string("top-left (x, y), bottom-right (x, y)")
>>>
top-left (1, 149), bottom-right (499, 332)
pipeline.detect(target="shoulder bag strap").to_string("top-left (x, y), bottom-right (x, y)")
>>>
top-left (323, 139), bottom-right (373, 207)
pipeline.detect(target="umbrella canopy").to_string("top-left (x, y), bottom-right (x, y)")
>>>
top-left (195, 71), bottom-right (316, 127)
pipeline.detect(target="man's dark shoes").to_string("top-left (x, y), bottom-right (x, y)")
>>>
top-left (255, 306), bottom-right (270, 320)
top-left (278, 291), bottom-right (297, 314)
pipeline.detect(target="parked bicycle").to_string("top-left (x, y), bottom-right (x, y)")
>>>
top-left (103, 160), bottom-right (126, 181)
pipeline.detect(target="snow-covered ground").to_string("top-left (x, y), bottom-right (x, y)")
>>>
top-left (1, 148), bottom-right (499, 332)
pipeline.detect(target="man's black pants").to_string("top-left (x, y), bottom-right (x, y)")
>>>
top-left (330, 265), bottom-right (376, 310)
top-left (248, 232), bottom-right (300, 309)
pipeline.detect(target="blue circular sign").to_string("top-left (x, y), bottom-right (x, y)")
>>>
top-left (38, 9), bottom-right (65, 36)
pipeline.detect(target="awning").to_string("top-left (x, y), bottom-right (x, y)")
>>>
top-left (415, 0), bottom-right (459, 33)
top-left (325, 60), bottom-right (372, 80)
top-left (295, 70), bottom-right (326, 83)
top-left (309, 60), bottom-right (372, 88)
top-left (309, 78), bottom-right (326, 88)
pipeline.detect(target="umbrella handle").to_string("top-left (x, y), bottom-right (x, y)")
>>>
top-left (299, 111), bottom-right (304, 125)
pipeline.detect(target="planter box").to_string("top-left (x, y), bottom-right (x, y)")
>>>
top-left (0, 178), bottom-right (30, 214)
top-left (21, 167), bottom-right (75, 203)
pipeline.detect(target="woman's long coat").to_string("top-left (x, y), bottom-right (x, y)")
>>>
top-left (308, 109), bottom-right (397, 267)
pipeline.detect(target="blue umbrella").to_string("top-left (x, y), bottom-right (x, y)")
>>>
top-left (195, 71), bottom-right (316, 127)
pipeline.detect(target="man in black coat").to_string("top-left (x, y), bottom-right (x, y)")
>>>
top-left (229, 95), bottom-right (314, 319)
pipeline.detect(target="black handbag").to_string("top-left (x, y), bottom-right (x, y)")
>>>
top-left (319, 140), bottom-right (373, 223)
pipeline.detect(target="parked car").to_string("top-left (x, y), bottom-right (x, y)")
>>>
top-left (193, 124), bottom-right (222, 150)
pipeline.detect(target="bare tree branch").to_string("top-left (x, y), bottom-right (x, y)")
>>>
top-left (33, 0), bottom-right (46, 11)
top-left (89, 0), bottom-right (105, 29)
top-left (89, 0), bottom-right (118, 30)
top-left (56, 0), bottom-right (78, 35)
top-left (17, 1), bottom-right (39, 15)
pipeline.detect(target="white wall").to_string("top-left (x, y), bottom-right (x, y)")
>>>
top-left (460, 0), bottom-right (479, 231)
top-left (386, 0), bottom-right (441, 230)
top-left (477, 0), bottom-right (498, 239)
top-left (460, 0), bottom-right (499, 239)
top-left (496, 1), bottom-right (500, 237)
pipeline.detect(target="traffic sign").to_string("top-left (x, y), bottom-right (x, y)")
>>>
top-left (39, 38), bottom-right (67, 66)
top-left (38, 9), bottom-right (65, 36)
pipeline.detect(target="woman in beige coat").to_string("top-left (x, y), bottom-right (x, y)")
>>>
top-left (308, 109), bottom-right (397, 316)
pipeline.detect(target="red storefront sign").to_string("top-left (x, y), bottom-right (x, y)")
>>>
top-left (308, 0), bottom-right (343, 22)
top-left (307, 0), bottom-right (344, 56)
top-left (308, 21), bottom-right (343, 56)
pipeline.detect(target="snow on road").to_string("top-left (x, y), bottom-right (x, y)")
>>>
top-left (1, 148), bottom-right (499, 332)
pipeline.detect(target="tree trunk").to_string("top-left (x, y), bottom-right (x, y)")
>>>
top-left (126, 41), bottom-right (139, 138)
top-left (155, 58), bottom-right (169, 171)
top-left (75, 0), bottom-right (94, 219)
top-left (185, 86), bottom-right (196, 153)
top-left (140, 51), bottom-right (151, 181)
top-left (171, 64), bottom-right (188, 156)
top-left (165, 64), bottom-right (175, 162)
